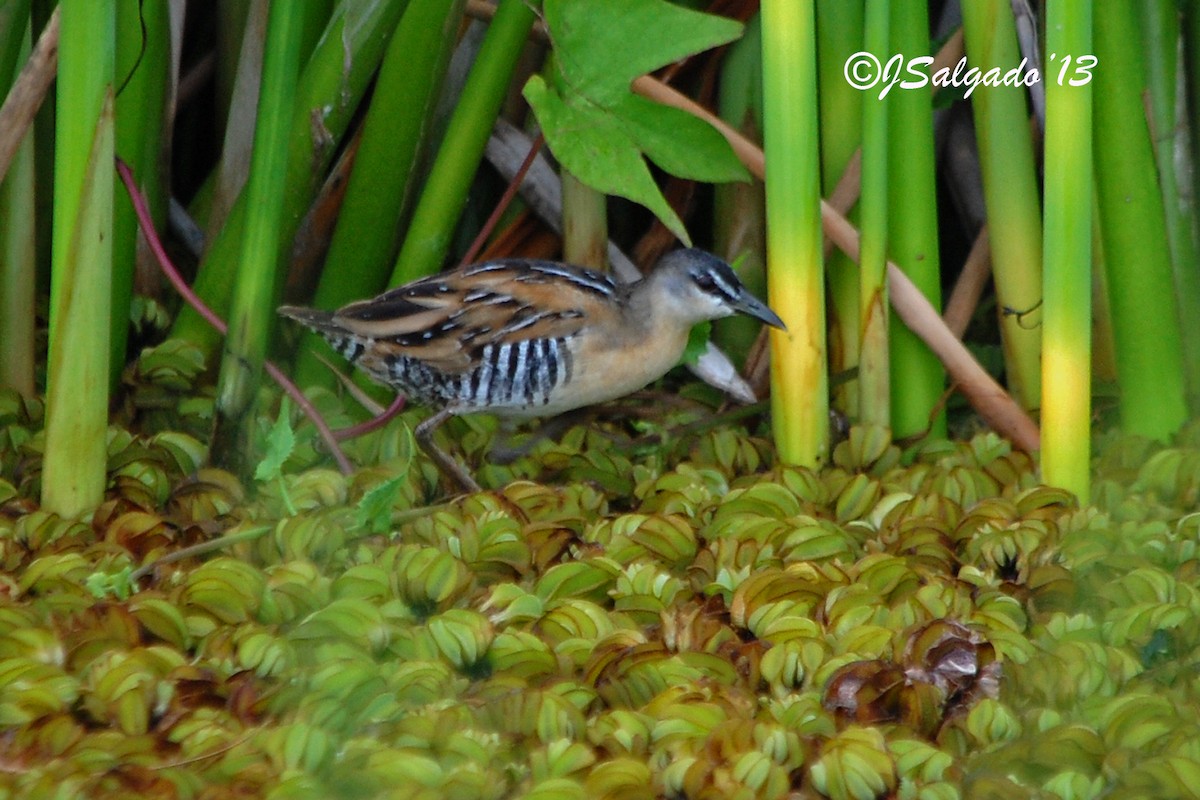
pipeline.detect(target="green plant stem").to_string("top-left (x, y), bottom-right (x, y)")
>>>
top-left (1142, 0), bottom-right (1200, 412)
top-left (886, 3), bottom-right (945, 440)
top-left (0, 11), bottom-right (34, 396)
top-left (961, 0), bottom-right (1044, 411)
top-left (857, 0), bottom-right (889, 428)
top-left (761, 0), bottom-right (828, 467)
top-left (713, 11), bottom-right (765, 365)
top-left (561, 170), bottom-right (608, 268)
top-left (0, 0), bottom-right (31, 81)
top-left (128, 525), bottom-right (272, 583)
top-left (213, 0), bottom-right (250, 139)
top-left (1094, 0), bottom-right (1187, 440)
top-left (111, 0), bottom-right (169, 390)
top-left (172, 0), bottom-right (411, 356)
top-left (30, 0), bottom-right (54, 286)
top-left (815, 0), bottom-right (864, 416)
top-left (41, 0), bottom-right (115, 517)
top-left (297, 0), bottom-right (466, 388)
top-left (390, 0), bottom-right (539, 286)
top-left (211, 1), bottom-right (304, 479)
top-left (1040, 0), bottom-right (1092, 500)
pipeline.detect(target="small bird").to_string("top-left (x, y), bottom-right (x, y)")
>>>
top-left (280, 249), bottom-right (785, 491)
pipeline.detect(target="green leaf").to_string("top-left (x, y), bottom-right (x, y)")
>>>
top-left (85, 567), bottom-right (136, 600)
top-left (255, 399), bottom-right (296, 483)
top-left (682, 322), bottom-right (712, 366)
top-left (546, 0), bottom-right (742, 102)
top-left (527, 0), bottom-right (748, 244)
top-left (355, 475), bottom-right (404, 535)
top-left (614, 93), bottom-right (751, 184)
top-left (525, 76), bottom-right (690, 242)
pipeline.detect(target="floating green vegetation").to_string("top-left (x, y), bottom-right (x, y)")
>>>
top-left (2, 354), bottom-right (1200, 799)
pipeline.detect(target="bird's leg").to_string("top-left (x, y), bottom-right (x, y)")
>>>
top-left (414, 407), bottom-right (482, 494)
top-left (488, 409), bottom-right (589, 465)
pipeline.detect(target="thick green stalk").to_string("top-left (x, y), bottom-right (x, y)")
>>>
top-left (172, 0), bottom-right (410, 355)
top-left (815, 0), bottom-right (864, 415)
top-left (390, 0), bottom-right (539, 286)
top-left (0, 11), bottom-right (33, 396)
top-left (886, 3), bottom-right (945, 440)
top-left (857, 0), bottom-right (888, 427)
top-left (960, 0), bottom-right (1043, 410)
top-left (1094, 0), bottom-right (1187, 440)
top-left (1041, 0), bottom-right (1092, 500)
top-left (111, 0), bottom-right (170, 388)
top-left (1142, 0), bottom-right (1200, 411)
top-left (41, 0), bottom-right (115, 517)
top-left (211, 1), bottom-right (304, 478)
top-left (762, 0), bottom-right (828, 467)
top-left (297, 0), bottom-right (465, 387)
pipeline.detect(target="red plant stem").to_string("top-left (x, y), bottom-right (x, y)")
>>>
top-left (115, 158), bottom-right (355, 475)
top-left (333, 394), bottom-right (407, 441)
top-left (459, 131), bottom-right (545, 267)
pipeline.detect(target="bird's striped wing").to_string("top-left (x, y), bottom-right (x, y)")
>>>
top-left (322, 259), bottom-right (625, 375)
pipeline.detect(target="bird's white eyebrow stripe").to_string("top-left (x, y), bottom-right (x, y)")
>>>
top-left (711, 273), bottom-right (739, 299)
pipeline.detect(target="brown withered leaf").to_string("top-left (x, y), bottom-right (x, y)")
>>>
top-left (902, 619), bottom-right (1000, 709)
top-left (104, 511), bottom-right (179, 561)
top-left (660, 595), bottom-right (732, 653)
top-left (62, 603), bottom-right (145, 671)
top-left (167, 469), bottom-right (245, 523)
top-left (824, 620), bottom-right (1002, 736)
top-left (823, 659), bottom-right (906, 725)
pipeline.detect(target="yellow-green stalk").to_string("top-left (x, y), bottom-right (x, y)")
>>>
top-left (762, 0), bottom-right (828, 467)
top-left (211, 1), bottom-right (304, 477)
top-left (1040, 0), bottom-right (1092, 500)
top-left (1094, 0), bottom-right (1187, 440)
top-left (41, 0), bottom-right (115, 517)
top-left (857, 0), bottom-right (888, 427)
top-left (960, 0), bottom-right (1043, 411)
top-left (886, 3), bottom-right (945, 439)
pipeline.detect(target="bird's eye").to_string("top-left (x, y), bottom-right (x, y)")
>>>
top-left (693, 271), bottom-right (716, 291)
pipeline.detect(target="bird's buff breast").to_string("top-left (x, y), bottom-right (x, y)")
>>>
top-left (500, 326), bottom-right (689, 418)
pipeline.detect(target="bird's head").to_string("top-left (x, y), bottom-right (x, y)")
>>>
top-left (646, 249), bottom-right (786, 330)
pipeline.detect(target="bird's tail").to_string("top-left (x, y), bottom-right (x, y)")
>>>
top-left (278, 305), bottom-right (371, 367)
top-left (278, 305), bottom-right (343, 336)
